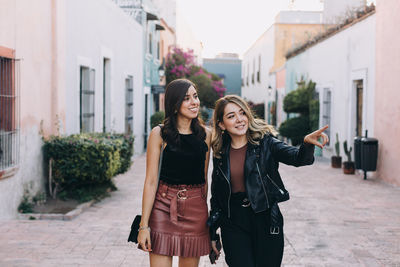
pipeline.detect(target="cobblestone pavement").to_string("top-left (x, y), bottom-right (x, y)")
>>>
top-left (0, 155), bottom-right (399, 267)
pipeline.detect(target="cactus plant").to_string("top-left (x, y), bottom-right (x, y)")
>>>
top-left (335, 133), bottom-right (340, 157)
top-left (343, 140), bottom-right (353, 162)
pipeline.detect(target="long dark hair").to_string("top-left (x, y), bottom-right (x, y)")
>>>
top-left (161, 79), bottom-right (206, 146)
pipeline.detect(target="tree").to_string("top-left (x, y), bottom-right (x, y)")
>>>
top-left (279, 78), bottom-right (319, 145)
top-left (165, 47), bottom-right (226, 108)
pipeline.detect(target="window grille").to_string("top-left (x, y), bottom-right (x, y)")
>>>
top-left (80, 67), bottom-right (95, 133)
top-left (0, 56), bottom-right (20, 171)
top-left (125, 76), bottom-right (134, 134)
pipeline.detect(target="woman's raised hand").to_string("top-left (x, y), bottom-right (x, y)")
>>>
top-left (304, 125), bottom-right (329, 149)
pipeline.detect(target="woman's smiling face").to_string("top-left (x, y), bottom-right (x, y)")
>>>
top-left (219, 102), bottom-right (249, 137)
top-left (178, 85), bottom-right (200, 119)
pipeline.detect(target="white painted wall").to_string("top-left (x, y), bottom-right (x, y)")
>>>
top-left (0, 0), bottom-right (56, 220)
top-left (241, 26), bottom-right (275, 104)
top-left (64, 0), bottom-right (145, 155)
top-left (286, 14), bottom-right (375, 158)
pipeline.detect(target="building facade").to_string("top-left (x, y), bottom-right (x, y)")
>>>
top-left (241, 11), bottom-right (324, 122)
top-left (203, 53), bottom-right (242, 96)
top-left (374, 0), bottom-right (400, 185)
top-left (285, 10), bottom-right (376, 159)
top-left (0, 0), bottom-right (144, 219)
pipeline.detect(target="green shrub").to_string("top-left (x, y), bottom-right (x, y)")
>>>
top-left (89, 133), bottom-right (134, 174)
top-left (150, 111), bottom-right (165, 129)
top-left (280, 78), bottom-right (319, 144)
top-left (43, 133), bottom-right (134, 202)
top-left (283, 81), bottom-right (314, 114)
top-left (279, 116), bottom-right (310, 146)
top-left (248, 101), bottom-right (265, 119)
top-left (309, 99), bottom-right (319, 131)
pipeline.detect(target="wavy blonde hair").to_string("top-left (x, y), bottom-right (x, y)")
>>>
top-left (211, 95), bottom-right (277, 158)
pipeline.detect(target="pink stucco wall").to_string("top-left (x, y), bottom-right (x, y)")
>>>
top-left (375, 0), bottom-right (400, 185)
top-left (276, 68), bottom-right (286, 89)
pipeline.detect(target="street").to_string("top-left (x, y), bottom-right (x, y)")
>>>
top-left (0, 155), bottom-right (399, 267)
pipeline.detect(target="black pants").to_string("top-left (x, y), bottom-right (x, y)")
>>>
top-left (220, 194), bottom-right (284, 267)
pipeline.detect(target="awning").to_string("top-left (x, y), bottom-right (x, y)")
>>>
top-left (146, 12), bottom-right (158, 21)
top-left (151, 85), bottom-right (165, 94)
top-left (156, 24), bottom-right (165, 31)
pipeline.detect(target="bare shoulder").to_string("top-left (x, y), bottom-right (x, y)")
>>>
top-left (204, 126), bottom-right (212, 144)
top-left (148, 126), bottom-right (163, 146)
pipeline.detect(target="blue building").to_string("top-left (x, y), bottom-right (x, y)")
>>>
top-left (203, 53), bottom-right (242, 96)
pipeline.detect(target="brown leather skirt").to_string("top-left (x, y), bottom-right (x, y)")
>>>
top-left (148, 181), bottom-right (211, 257)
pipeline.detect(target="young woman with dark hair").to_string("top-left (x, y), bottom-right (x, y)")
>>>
top-left (209, 95), bottom-right (329, 267)
top-left (137, 79), bottom-right (212, 267)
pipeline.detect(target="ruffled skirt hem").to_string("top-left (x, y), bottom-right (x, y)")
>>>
top-left (150, 230), bottom-right (211, 257)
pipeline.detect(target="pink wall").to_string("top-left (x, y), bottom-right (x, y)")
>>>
top-left (375, 0), bottom-right (400, 185)
top-left (276, 68), bottom-right (286, 89)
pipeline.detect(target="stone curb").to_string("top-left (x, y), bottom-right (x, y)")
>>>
top-left (17, 200), bottom-right (95, 221)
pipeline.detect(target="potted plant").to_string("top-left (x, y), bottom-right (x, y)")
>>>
top-left (343, 140), bottom-right (355, 174)
top-left (331, 133), bottom-right (342, 168)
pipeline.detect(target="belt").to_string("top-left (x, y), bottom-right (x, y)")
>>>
top-left (230, 193), bottom-right (251, 208)
top-left (158, 183), bottom-right (205, 224)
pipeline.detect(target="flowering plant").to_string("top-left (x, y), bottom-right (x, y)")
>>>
top-left (165, 47), bottom-right (226, 107)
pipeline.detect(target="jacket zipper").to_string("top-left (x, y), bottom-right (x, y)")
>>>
top-left (265, 173), bottom-right (285, 195)
top-left (218, 165), bottom-right (231, 218)
top-left (256, 162), bottom-right (270, 209)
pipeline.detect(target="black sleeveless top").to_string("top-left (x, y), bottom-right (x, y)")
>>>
top-left (159, 133), bottom-right (208, 185)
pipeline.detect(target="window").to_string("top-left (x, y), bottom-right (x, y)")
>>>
top-left (0, 48), bottom-right (20, 172)
top-left (125, 76), bottom-right (134, 134)
top-left (322, 88), bottom-right (331, 145)
top-left (80, 67), bottom-right (95, 133)
top-left (148, 33), bottom-right (153, 55)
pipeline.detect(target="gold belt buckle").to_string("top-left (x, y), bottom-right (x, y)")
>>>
top-left (177, 189), bottom-right (187, 200)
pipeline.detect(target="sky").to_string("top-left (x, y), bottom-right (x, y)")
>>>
top-left (177, 0), bottom-right (376, 59)
top-left (177, 0), bottom-right (324, 59)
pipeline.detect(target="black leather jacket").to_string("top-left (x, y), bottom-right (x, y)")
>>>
top-left (209, 134), bottom-right (315, 231)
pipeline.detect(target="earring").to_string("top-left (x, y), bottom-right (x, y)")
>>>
top-left (174, 110), bottom-right (177, 114)
top-left (221, 129), bottom-right (225, 134)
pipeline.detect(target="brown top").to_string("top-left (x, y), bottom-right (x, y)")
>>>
top-left (229, 143), bottom-right (247, 193)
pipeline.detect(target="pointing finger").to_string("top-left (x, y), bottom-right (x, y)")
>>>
top-left (318, 125), bottom-right (329, 133)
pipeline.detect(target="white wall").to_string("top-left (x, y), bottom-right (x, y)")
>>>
top-left (241, 26), bottom-right (275, 104)
top-left (64, 0), bottom-right (145, 154)
top-left (0, 0), bottom-right (55, 219)
top-left (286, 14), bottom-right (375, 158)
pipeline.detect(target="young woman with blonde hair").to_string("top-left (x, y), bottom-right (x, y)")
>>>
top-left (209, 95), bottom-right (328, 267)
top-left (137, 79), bottom-right (212, 267)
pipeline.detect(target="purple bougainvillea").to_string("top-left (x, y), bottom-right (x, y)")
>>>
top-left (165, 47), bottom-right (226, 101)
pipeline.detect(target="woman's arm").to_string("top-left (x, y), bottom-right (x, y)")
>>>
top-left (204, 127), bottom-right (212, 196)
top-left (271, 125), bottom-right (329, 167)
top-left (137, 126), bottom-right (163, 251)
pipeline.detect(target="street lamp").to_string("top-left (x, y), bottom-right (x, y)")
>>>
top-left (158, 65), bottom-right (165, 78)
top-left (268, 85), bottom-right (272, 97)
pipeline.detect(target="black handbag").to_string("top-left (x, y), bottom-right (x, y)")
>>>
top-left (127, 215), bottom-right (142, 243)
top-left (127, 141), bottom-right (165, 243)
